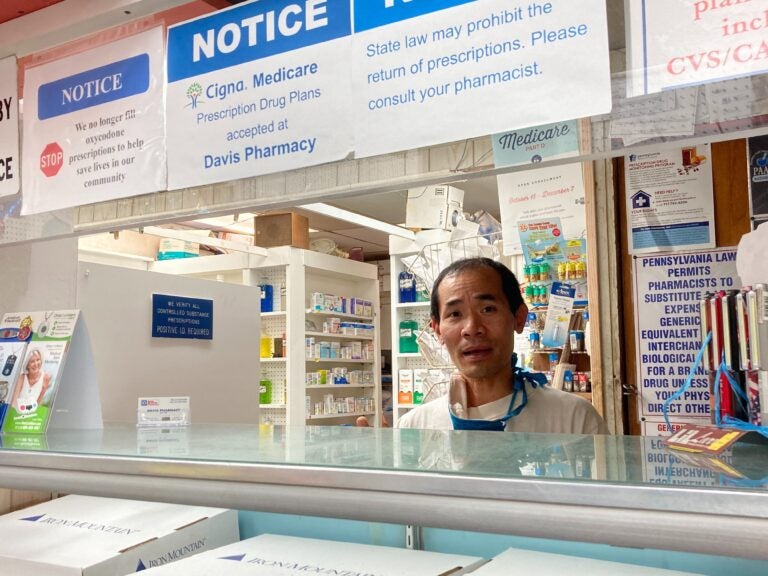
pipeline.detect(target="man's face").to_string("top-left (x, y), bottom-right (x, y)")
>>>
top-left (431, 267), bottom-right (527, 381)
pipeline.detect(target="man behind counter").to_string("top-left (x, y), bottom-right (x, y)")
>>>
top-left (359, 257), bottom-right (608, 434)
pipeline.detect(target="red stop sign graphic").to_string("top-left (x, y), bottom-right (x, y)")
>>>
top-left (40, 142), bottom-right (64, 177)
top-left (552, 227), bottom-right (561, 237)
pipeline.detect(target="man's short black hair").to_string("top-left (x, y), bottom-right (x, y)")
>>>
top-left (430, 257), bottom-right (524, 322)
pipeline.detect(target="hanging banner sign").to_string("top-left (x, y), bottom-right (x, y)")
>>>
top-left (21, 28), bottom-right (166, 215)
top-left (626, 145), bottom-right (716, 254)
top-left (492, 119), bottom-right (579, 168)
top-left (499, 161), bottom-right (586, 255)
top-left (166, 0), bottom-right (354, 190)
top-left (351, 0), bottom-right (611, 158)
top-left (0, 56), bottom-right (19, 198)
top-left (626, 0), bottom-right (768, 96)
top-left (633, 247), bottom-right (738, 432)
top-left (748, 134), bottom-right (768, 218)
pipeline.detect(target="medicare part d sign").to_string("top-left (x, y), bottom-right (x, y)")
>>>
top-left (21, 28), bottom-right (166, 215)
top-left (626, 0), bottom-right (768, 97)
top-left (166, 0), bottom-right (353, 190)
top-left (0, 56), bottom-right (19, 198)
top-left (352, 0), bottom-right (611, 158)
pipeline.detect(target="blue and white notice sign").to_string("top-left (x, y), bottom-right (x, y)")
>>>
top-left (633, 248), bottom-right (737, 431)
top-left (21, 28), bottom-right (166, 215)
top-left (166, 0), bottom-right (353, 190)
top-left (352, 0), bottom-right (611, 158)
top-left (152, 294), bottom-right (213, 340)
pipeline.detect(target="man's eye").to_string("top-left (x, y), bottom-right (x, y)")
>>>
top-left (446, 310), bottom-right (461, 318)
top-left (482, 306), bottom-right (497, 313)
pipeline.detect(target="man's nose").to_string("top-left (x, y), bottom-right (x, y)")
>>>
top-left (461, 311), bottom-right (484, 335)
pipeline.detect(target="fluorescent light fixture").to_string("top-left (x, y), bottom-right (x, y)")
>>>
top-left (299, 203), bottom-right (415, 240)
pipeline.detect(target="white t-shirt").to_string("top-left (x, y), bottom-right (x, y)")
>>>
top-left (398, 378), bottom-right (609, 435)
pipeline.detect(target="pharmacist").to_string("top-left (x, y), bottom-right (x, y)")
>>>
top-left (360, 258), bottom-right (608, 434)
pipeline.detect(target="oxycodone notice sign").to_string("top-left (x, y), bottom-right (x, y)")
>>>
top-left (21, 28), bottom-right (166, 215)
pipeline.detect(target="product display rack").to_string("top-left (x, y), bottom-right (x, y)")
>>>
top-left (151, 246), bottom-right (381, 427)
top-left (0, 425), bottom-right (765, 566)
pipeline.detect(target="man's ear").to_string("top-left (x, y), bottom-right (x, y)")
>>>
top-left (430, 317), bottom-right (443, 343)
top-left (513, 303), bottom-right (528, 335)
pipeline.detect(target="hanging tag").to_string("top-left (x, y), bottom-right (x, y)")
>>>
top-left (2, 354), bottom-right (16, 376)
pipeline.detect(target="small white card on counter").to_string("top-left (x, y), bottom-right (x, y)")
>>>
top-left (137, 396), bottom-right (191, 428)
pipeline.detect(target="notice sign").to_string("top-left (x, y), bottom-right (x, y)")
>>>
top-left (0, 56), bottom-right (19, 198)
top-left (492, 119), bottom-right (580, 168)
top-left (152, 294), bottom-right (213, 340)
top-left (21, 28), bottom-right (165, 215)
top-left (627, 0), bottom-right (768, 96)
top-left (626, 145), bottom-right (716, 254)
top-left (352, 0), bottom-right (611, 158)
top-left (633, 248), bottom-right (738, 428)
top-left (166, 0), bottom-right (353, 190)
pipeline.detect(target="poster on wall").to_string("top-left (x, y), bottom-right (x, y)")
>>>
top-left (0, 56), bottom-right (19, 198)
top-left (626, 0), bottom-right (768, 96)
top-left (492, 120), bottom-right (580, 168)
top-left (625, 145), bottom-right (715, 254)
top-left (352, 0), bottom-right (611, 158)
top-left (21, 28), bottom-right (166, 215)
top-left (166, 0), bottom-right (354, 190)
top-left (499, 162), bottom-right (586, 255)
top-left (748, 134), bottom-right (768, 218)
top-left (633, 247), bottom-right (738, 436)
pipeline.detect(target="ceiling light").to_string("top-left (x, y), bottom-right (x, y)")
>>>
top-left (299, 203), bottom-right (415, 240)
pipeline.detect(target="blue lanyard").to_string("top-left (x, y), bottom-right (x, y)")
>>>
top-left (450, 356), bottom-right (547, 431)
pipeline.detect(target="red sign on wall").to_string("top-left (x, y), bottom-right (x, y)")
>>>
top-left (40, 142), bottom-right (63, 177)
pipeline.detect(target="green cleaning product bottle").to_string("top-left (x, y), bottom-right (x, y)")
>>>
top-left (399, 316), bottom-right (419, 353)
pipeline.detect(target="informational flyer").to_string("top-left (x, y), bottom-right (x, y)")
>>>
top-left (500, 162), bottom-right (586, 255)
top-left (633, 248), bottom-right (738, 431)
top-left (625, 145), bottom-right (716, 254)
top-left (626, 0), bottom-right (768, 96)
top-left (0, 56), bottom-right (19, 198)
top-left (541, 281), bottom-right (574, 348)
top-left (748, 135), bottom-right (768, 218)
top-left (492, 119), bottom-right (579, 167)
top-left (166, 0), bottom-right (353, 190)
top-left (21, 28), bottom-right (165, 215)
top-left (516, 217), bottom-right (567, 267)
top-left (352, 0), bottom-right (611, 158)
top-left (0, 310), bottom-right (79, 434)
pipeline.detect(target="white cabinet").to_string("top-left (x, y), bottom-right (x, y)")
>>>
top-left (152, 247), bottom-right (381, 427)
top-left (388, 234), bottom-right (454, 427)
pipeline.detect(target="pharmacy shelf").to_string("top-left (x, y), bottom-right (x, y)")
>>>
top-left (261, 357), bottom-right (287, 363)
top-left (394, 301), bottom-right (430, 309)
top-left (305, 384), bottom-right (376, 390)
top-left (305, 358), bottom-right (373, 364)
top-left (305, 310), bottom-right (373, 322)
top-left (260, 404), bottom-right (286, 409)
top-left (305, 331), bottom-right (374, 341)
top-left (306, 412), bottom-right (375, 421)
top-left (395, 352), bottom-right (422, 358)
top-left (262, 311), bottom-right (287, 318)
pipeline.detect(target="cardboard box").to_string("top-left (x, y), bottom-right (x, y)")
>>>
top-left (0, 495), bottom-right (238, 575)
top-left (405, 185), bottom-right (464, 230)
top-left (134, 534), bottom-right (486, 575)
top-left (467, 548), bottom-right (701, 575)
top-left (253, 212), bottom-right (309, 249)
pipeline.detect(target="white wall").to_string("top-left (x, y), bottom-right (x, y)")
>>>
top-left (0, 237), bottom-right (78, 316)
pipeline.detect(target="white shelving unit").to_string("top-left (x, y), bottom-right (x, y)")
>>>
top-left (389, 233), bottom-right (455, 427)
top-left (151, 246), bottom-right (381, 427)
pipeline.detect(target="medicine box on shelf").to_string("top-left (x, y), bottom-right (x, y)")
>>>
top-left (0, 495), bottom-right (238, 575)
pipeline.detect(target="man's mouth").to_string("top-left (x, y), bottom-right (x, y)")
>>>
top-left (461, 346), bottom-right (493, 360)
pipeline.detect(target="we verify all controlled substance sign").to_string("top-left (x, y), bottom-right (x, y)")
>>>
top-left (633, 248), bottom-right (738, 434)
